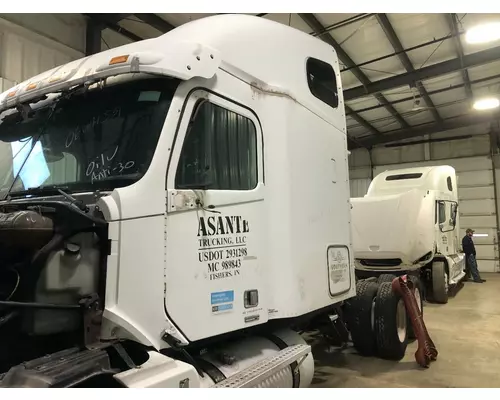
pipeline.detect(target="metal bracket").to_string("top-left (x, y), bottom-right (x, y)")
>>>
top-left (79, 293), bottom-right (103, 350)
top-left (130, 56), bottom-right (140, 73)
top-left (113, 343), bottom-right (138, 370)
top-left (179, 378), bottom-right (190, 388)
top-left (293, 354), bottom-right (308, 376)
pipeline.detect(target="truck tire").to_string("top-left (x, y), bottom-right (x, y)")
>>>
top-left (377, 274), bottom-right (397, 284)
top-left (344, 280), bottom-right (379, 356)
top-left (374, 282), bottom-right (408, 360)
top-left (432, 261), bottom-right (449, 304)
top-left (407, 275), bottom-right (423, 339)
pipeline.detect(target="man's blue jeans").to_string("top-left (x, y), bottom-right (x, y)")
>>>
top-left (467, 254), bottom-right (482, 282)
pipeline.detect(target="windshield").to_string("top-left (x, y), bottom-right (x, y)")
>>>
top-left (0, 77), bottom-right (179, 199)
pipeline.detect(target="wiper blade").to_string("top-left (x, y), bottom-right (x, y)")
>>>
top-left (9, 185), bottom-right (71, 197)
top-left (9, 185), bottom-right (88, 213)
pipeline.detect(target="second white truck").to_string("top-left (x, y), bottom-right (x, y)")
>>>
top-left (351, 165), bottom-right (466, 304)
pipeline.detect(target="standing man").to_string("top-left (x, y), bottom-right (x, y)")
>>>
top-left (462, 228), bottom-right (486, 283)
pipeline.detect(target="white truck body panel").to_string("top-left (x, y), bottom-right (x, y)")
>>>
top-left (0, 15), bottom-right (354, 350)
top-left (352, 166), bottom-right (463, 273)
top-left (352, 189), bottom-right (435, 269)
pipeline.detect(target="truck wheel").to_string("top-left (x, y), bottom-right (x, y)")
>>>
top-left (377, 274), bottom-right (397, 284)
top-left (344, 280), bottom-right (379, 356)
top-left (374, 282), bottom-right (408, 360)
top-left (432, 261), bottom-right (449, 304)
top-left (407, 275), bottom-right (423, 339)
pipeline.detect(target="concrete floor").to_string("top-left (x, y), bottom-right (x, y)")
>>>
top-left (310, 273), bottom-right (500, 388)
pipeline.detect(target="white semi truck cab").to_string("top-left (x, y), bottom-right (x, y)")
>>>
top-left (0, 15), bottom-right (358, 387)
top-left (351, 166), bottom-right (466, 304)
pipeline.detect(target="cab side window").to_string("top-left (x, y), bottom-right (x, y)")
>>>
top-left (438, 201), bottom-right (446, 224)
top-left (175, 101), bottom-right (258, 190)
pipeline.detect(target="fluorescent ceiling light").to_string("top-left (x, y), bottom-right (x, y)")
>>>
top-left (473, 97), bottom-right (500, 111)
top-left (466, 22), bottom-right (500, 44)
top-left (473, 233), bottom-right (489, 237)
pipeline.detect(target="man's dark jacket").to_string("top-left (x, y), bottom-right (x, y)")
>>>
top-left (462, 235), bottom-right (476, 256)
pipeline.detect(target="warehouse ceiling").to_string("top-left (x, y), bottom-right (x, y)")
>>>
top-left (85, 13), bottom-right (500, 149)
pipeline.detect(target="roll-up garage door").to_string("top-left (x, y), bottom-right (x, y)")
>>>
top-left (372, 156), bottom-right (499, 273)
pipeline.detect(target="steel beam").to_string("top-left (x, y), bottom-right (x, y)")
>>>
top-left (352, 112), bottom-right (499, 148)
top-left (85, 19), bottom-right (103, 56)
top-left (85, 14), bottom-right (143, 42)
top-left (446, 13), bottom-right (473, 102)
top-left (341, 32), bottom-right (462, 74)
top-left (298, 13), bottom-right (409, 131)
top-left (376, 14), bottom-right (441, 122)
top-left (346, 105), bottom-right (381, 136)
top-left (314, 14), bottom-right (374, 40)
top-left (134, 14), bottom-right (175, 33)
top-left (347, 73), bottom-right (500, 115)
top-left (344, 45), bottom-right (500, 101)
top-left (87, 14), bottom-right (130, 24)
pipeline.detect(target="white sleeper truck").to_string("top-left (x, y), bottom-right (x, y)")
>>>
top-left (0, 14), bottom-right (353, 388)
top-left (0, 15), bottom-right (414, 388)
top-left (351, 166), bottom-right (466, 305)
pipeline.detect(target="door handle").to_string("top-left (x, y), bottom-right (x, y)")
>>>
top-left (331, 158), bottom-right (337, 184)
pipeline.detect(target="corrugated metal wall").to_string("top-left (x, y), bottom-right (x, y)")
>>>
top-left (349, 178), bottom-right (371, 198)
top-left (0, 15), bottom-right (85, 187)
top-left (0, 15), bottom-right (85, 83)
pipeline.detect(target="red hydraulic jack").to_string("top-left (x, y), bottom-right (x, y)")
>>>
top-left (392, 275), bottom-right (438, 368)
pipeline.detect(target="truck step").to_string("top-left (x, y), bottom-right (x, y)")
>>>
top-left (211, 344), bottom-right (310, 388)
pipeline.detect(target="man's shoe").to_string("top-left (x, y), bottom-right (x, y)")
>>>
top-left (473, 280), bottom-right (484, 283)
top-left (481, 279), bottom-right (486, 282)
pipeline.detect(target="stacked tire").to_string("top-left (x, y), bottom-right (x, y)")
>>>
top-left (345, 274), bottom-right (423, 361)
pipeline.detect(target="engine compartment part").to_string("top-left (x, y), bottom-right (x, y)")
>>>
top-left (0, 347), bottom-right (114, 388)
top-left (0, 210), bottom-right (54, 250)
top-left (0, 200), bottom-right (108, 377)
top-left (28, 232), bottom-right (101, 336)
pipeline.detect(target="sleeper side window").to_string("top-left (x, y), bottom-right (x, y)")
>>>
top-left (306, 58), bottom-right (339, 109)
top-left (447, 176), bottom-right (453, 191)
top-left (175, 101), bottom-right (258, 191)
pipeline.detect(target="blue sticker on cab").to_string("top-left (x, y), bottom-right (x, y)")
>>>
top-left (211, 290), bottom-right (234, 305)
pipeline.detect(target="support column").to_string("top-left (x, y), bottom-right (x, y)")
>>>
top-left (85, 19), bottom-right (103, 56)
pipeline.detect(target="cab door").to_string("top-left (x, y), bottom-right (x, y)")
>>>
top-left (164, 89), bottom-right (267, 342)
top-left (436, 200), bottom-right (458, 255)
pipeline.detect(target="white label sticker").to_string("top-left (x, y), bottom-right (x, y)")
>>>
top-left (327, 246), bottom-right (351, 296)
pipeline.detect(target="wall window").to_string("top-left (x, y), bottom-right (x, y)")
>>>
top-left (175, 101), bottom-right (258, 190)
top-left (306, 58), bottom-right (339, 109)
top-left (447, 176), bottom-right (453, 191)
